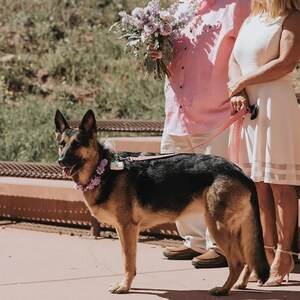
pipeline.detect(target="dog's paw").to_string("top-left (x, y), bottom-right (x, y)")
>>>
top-left (209, 287), bottom-right (229, 296)
top-left (108, 282), bottom-right (130, 294)
top-left (234, 282), bottom-right (247, 290)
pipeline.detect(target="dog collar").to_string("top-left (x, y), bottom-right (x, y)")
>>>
top-left (74, 158), bottom-right (108, 192)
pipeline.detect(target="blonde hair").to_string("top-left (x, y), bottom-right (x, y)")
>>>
top-left (251, 0), bottom-right (300, 19)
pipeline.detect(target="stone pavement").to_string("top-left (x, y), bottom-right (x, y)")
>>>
top-left (1, 226), bottom-right (300, 300)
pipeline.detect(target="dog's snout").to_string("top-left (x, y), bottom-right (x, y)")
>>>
top-left (58, 157), bottom-right (66, 166)
top-left (58, 151), bottom-right (70, 166)
top-left (58, 151), bottom-right (77, 167)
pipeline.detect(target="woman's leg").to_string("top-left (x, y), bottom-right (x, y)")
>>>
top-left (266, 184), bottom-right (298, 284)
top-left (271, 184), bottom-right (298, 251)
top-left (255, 182), bottom-right (277, 264)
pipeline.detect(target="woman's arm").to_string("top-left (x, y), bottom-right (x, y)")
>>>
top-left (228, 11), bottom-right (300, 96)
top-left (228, 50), bottom-right (242, 82)
top-left (228, 49), bottom-right (250, 111)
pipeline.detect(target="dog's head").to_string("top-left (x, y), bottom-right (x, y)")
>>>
top-left (54, 109), bottom-right (98, 179)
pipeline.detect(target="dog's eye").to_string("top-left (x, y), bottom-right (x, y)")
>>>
top-left (72, 140), bottom-right (81, 148)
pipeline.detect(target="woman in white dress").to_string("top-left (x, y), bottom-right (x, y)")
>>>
top-left (227, 0), bottom-right (300, 286)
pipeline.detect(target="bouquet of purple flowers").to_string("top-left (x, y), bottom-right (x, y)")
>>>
top-left (109, 0), bottom-right (196, 79)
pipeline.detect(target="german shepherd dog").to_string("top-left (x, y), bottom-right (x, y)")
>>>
top-left (54, 109), bottom-right (269, 296)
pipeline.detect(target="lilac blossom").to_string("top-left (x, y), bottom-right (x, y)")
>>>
top-left (119, 11), bottom-right (132, 25)
top-left (146, 0), bottom-right (160, 16)
top-left (131, 7), bottom-right (146, 29)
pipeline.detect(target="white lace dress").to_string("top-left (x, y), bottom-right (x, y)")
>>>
top-left (228, 14), bottom-right (300, 185)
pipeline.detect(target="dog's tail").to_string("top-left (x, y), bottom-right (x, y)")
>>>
top-left (241, 181), bottom-right (270, 284)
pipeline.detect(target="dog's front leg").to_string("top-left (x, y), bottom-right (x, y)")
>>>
top-left (109, 223), bottom-right (139, 294)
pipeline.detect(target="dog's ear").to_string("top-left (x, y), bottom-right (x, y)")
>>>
top-left (55, 109), bottom-right (70, 134)
top-left (79, 109), bottom-right (97, 133)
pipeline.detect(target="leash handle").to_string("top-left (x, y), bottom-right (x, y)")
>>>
top-left (129, 106), bottom-right (249, 162)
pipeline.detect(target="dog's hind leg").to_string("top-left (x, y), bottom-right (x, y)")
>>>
top-left (204, 181), bottom-right (247, 296)
top-left (235, 264), bottom-right (251, 290)
top-left (108, 223), bottom-right (139, 294)
top-left (206, 222), bottom-right (245, 296)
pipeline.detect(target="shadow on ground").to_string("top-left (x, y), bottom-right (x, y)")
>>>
top-left (130, 287), bottom-right (300, 300)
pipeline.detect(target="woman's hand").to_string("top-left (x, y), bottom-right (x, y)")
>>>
top-left (227, 78), bottom-right (246, 97)
top-left (230, 89), bottom-right (250, 113)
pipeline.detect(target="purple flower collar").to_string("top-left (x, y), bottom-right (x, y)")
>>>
top-left (75, 158), bottom-right (108, 192)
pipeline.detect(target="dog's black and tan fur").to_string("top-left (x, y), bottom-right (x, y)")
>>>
top-left (55, 109), bottom-right (269, 296)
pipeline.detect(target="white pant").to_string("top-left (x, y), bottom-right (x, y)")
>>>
top-left (160, 128), bottom-right (229, 253)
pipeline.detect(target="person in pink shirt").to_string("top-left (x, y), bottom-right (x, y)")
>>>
top-left (151, 0), bottom-right (250, 268)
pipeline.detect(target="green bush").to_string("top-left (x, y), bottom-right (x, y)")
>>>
top-left (0, 0), bottom-right (171, 162)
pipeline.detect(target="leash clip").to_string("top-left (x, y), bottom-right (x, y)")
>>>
top-left (110, 161), bottom-right (124, 170)
top-left (110, 154), bottom-right (125, 170)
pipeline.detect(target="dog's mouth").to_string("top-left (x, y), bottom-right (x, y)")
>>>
top-left (62, 163), bottom-right (81, 178)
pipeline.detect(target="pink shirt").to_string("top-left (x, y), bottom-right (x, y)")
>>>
top-left (164, 0), bottom-right (250, 135)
